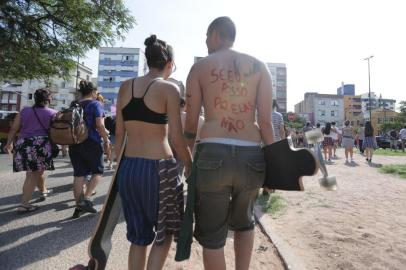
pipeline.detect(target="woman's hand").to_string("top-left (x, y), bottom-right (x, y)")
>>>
top-left (4, 142), bottom-right (13, 154)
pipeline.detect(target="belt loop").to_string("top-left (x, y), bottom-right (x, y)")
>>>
top-left (231, 145), bottom-right (236, 157)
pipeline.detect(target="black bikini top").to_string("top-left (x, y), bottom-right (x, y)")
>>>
top-left (122, 78), bottom-right (168, 124)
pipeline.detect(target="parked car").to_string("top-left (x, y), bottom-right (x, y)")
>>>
top-left (375, 135), bottom-right (402, 149)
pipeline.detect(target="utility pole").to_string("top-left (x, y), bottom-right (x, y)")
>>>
top-left (364, 55), bottom-right (374, 121)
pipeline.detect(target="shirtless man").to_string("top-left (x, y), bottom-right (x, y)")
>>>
top-left (184, 17), bottom-right (274, 270)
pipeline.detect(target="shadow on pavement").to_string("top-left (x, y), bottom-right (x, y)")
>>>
top-left (344, 162), bottom-right (359, 167)
top-left (0, 183), bottom-right (74, 212)
top-left (0, 194), bottom-right (125, 269)
top-left (368, 162), bottom-right (383, 168)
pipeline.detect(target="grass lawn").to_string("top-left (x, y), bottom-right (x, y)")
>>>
top-left (379, 164), bottom-right (406, 179)
top-left (257, 193), bottom-right (286, 214)
top-left (374, 148), bottom-right (406, 156)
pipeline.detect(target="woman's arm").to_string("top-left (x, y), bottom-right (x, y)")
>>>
top-left (115, 82), bottom-right (127, 158)
top-left (167, 84), bottom-right (192, 175)
top-left (5, 113), bottom-right (21, 153)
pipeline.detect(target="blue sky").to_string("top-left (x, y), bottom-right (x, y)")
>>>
top-left (83, 0), bottom-right (406, 111)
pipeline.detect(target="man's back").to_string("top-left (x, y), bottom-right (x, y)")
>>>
top-left (400, 128), bottom-right (406, 139)
top-left (189, 49), bottom-right (269, 143)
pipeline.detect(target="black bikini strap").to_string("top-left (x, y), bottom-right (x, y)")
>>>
top-left (142, 78), bottom-right (162, 98)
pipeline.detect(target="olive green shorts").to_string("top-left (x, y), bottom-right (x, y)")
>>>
top-left (193, 143), bottom-right (265, 249)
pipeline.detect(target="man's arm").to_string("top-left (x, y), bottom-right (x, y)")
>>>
top-left (184, 64), bottom-right (202, 151)
top-left (256, 62), bottom-right (274, 145)
top-left (94, 103), bottom-right (109, 144)
top-left (279, 118), bottom-right (286, 140)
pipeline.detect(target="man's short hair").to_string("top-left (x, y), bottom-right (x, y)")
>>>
top-left (208, 16), bottom-right (236, 42)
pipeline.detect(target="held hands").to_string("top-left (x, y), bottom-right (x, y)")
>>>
top-left (4, 142), bottom-right (13, 154)
top-left (184, 164), bottom-right (191, 178)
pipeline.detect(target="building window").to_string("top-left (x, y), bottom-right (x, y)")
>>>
top-left (1, 105), bottom-right (8, 110)
top-left (28, 94), bottom-right (33, 100)
top-left (378, 118), bottom-right (382, 124)
top-left (318, 110), bottom-right (326, 117)
top-left (104, 57), bottom-right (111, 60)
top-left (331, 100), bottom-right (339, 106)
top-left (11, 105), bottom-right (17, 111)
top-left (318, 100), bottom-right (325, 106)
top-left (331, 110), bottom-right (338, 117)
top-left (86, 75), bottom-right (90, 81)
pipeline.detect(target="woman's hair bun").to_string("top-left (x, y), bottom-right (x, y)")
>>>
top-left (144, 35), bottom-right (157, 47)
top-left (78, 80), bottom-right (96, 95)
top-left (79, 80), bottom-right (87, 89)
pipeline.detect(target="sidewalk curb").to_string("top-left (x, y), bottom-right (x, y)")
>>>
top-left (254, 205), bottom-right (307, 270)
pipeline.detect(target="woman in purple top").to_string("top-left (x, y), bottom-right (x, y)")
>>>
top-left (5, 88), bottom-right (57, 213)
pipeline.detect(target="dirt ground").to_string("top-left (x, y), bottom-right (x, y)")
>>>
top-left (265, 148), bottom-right (406, 270)
top-left (163, 226), bottom-right (285, 270)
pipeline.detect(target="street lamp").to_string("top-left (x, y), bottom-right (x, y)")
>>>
top-left (364, 55), bottom-right (374, 121)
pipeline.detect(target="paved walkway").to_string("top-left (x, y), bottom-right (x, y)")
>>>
top-left (0, 154), bottom-right (284, 270)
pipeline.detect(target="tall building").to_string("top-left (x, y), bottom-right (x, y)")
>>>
top-left (360, 92), bottom-right (396, 121)
top-left (97, 47), bottom-right (146, 111)
top-left (337, 83), bottom-right (355, 96)
top-left (267, 63), bottom-right (287, 114)
top-left (294, 92), bottom-right (344, 125)
top-left (343, 95), bottom-right (363, 125)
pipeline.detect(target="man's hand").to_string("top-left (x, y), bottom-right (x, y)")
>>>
top-left (184, 163), bottom-right (192, 178)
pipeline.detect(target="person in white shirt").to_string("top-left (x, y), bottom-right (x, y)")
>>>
top-left (272, 100), bottom-right (286, 142)
top-left (400, 125), bottom-right (406, 152)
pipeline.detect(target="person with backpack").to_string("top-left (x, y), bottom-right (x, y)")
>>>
top-left (4, 88), bottom-right (56, 213)
top-left (363, 121), bottom-right (377, 162)
top-left (68, 80), bottom-right (110, 217)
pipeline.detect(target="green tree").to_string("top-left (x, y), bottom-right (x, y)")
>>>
top-left (0, 0), bottom-right (135, 80)
top-left (283, 113), bottom-right (306, 129)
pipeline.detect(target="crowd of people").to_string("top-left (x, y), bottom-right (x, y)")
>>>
top-left (293, 119), bottom-right (406, 164)
top-left (3, 15), bottom-right (406, 270)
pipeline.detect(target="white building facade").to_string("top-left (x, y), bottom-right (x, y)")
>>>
top-left (97, 47), bottom-right (146, 112)
top-left (360, 92), bottom-right (396, 121)
top-left (296, 92), bottom-right (344, 126)
top-left (18, 63), bottom-right (92, 111)
top-left (2, 63), bottom-right (92, 112)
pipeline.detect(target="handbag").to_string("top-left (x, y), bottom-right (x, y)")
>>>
top-left (32, 107), bottom-right (60, 158)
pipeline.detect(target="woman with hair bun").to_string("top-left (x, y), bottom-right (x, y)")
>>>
top-left (68, 80), bottom-right (110, 218)
top-left (115, 35), bottom-right (192, 269)
top-left (4, 88), bottom-right (57, 213)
